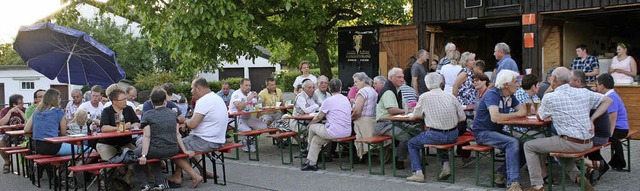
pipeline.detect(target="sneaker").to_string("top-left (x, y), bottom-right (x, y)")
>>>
top-left (438, 167), bottom-right (451, 180)
top-left (461, 157), bottom-right (474, 168)
top-left (140, 184), bottom-right (152, 191)
top-left (525, 186), bottom-right (544, 191)
top-left (249, 144), bottom-right (256, 153)
top-left (242, 139), bottom-right (250, 152)
top-left (152, 184), bottom-right (166, 191)
top-left (507, 182), bottom-right (523, 191)
top-left (406, 172), bottom-right (426, 183)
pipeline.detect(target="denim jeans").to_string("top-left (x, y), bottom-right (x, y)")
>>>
top-left (408, 129), bottom-right (458, 171)
top-left (474, 130), bottom-right (523, 185)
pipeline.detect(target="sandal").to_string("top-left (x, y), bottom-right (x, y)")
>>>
top-left (2, 164), bottom-right (9, 174)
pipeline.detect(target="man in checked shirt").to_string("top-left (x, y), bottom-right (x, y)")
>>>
top-left (571, 44), bottom-right (600, 83)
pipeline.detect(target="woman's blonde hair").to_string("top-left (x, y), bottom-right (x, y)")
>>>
top-left (74, 109), bottom-right (88, 126)
top-left (37, 89), bottom-right (60, 111)
top-left (459, 52), bottom-right (476, 68)
top-left (450, 50), bottom-right (461, 65)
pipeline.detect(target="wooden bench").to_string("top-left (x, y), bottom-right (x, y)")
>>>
top-left (423, 135), bottom-right (474, 183)
top-left (549, 144), bottom-right (609, 191)
top-left (234, 128), bottom-right (280, 161)
top-left (193, 143), bottom-right (243, 185)
top-left (462, 144), bottom-right (495, 187)
top-left (33, 152), bottom-right (101, 190)
top-left (0, 146), bottom-right (26, 152)
top-left (267, 132), bottom-right (298, 165)
top-left (5, 148), bottom-right (30, 176)
top-left (24, 154), bottom-right (55, 187)
top-left (355, 136), bottom-right (392, 175)
top-left (615, 129), bottom-right (637, 172)
top-left (331, 136), bottom-right (356, 171)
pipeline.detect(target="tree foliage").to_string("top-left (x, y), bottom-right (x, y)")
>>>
top-left (85, 0), bottom-right (410, 79)
top-left (0, 43), bottom-right (25, 65)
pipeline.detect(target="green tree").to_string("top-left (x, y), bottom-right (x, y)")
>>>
top-left (0, 43), bottom-right (25, 65)
top-left (71, 0), bottom-right (410, 79)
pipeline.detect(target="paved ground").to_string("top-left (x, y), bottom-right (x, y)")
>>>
top-left (1, 136), bottom-right (639, 191)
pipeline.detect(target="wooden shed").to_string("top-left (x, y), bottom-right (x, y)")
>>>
top-left (414, 0), bottom-right (640, 138)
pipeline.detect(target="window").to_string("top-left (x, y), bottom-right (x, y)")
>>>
top-left (21, 82), bottom-right (35, 90)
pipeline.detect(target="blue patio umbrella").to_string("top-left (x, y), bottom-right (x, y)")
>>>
top-left (12, 22), bottom-right (125, 89)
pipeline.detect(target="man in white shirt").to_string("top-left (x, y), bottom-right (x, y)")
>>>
top-left (78, 85), bottom-right (104, 126)
top-left (229, 78), bottom-right (267, 152)
top-left (169, 77), bottom-right (227, 185)
top-left (313, 75), bottom-right (329, 105)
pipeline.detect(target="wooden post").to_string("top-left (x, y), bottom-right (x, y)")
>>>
top-left (380, 52), bottom-right (388, 77)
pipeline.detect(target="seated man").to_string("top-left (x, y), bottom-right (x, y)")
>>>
top-left (376, 67), bottom-right (417, 169)
top-left (524, 67), bottom-right (612, 191)
top-left (216, 82), bottom-right (234, 106)
top-left (301, 79), bottom-right (352, 171)
top-left (169, 77), bottom-right (228, 185)
top-left (258, 78), bottom-right (284, 127)
top-left (289, 79), bottom-right (321, 133)
top-left (510, 74), bottom-right (542, 138)
top-left (229, 78), bottom-right (268, 152)
top-left (472, 70), bottom-right (526, 190)
top-left (406, 73), bottom-right (465, 182)
top-left (313, 75), bottom-right (330, 105)
top-left (141, 86), bottom-right (186, 124)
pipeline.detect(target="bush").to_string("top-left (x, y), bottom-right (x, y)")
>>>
top-left (274, 67), bottom-right (338, 92)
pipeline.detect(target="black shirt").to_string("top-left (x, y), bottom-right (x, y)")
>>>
top-left (98, 105), bottom-right (140, 147)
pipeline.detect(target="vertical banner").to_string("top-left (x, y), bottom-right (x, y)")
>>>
top-left (524, 33), bottom-right (534, 48)
top-left (522, 14), bottom-right (536, 25)
top-left (338, 26), bottom-right (379, 94)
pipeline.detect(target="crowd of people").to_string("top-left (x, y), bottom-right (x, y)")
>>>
top-left (0, 41), bottom-right (635, 191)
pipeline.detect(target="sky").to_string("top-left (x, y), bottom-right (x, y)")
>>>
top-left (0, 0), bottom-right (69, 43)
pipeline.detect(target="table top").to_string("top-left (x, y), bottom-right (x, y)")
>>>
top-left (229, 105), bottom-right (294, 117)
top-left (383, 115), bottom-right (422, 122)
top-left (463, 105), bottom-right (475, 111)
top-left (498, 116), bottom-right (552, 127)
top-left (283, 113), bottom-right (315, 120)
top-left (0, 124), bottom-right (24, 130)
top-left (44, 131), bottom-right (143, 143)
top-left (5, 130), bottom-right (27, 136)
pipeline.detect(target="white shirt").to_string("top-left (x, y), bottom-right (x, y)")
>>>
top-left (294, 92), bottom-right (320, 115)
top-left (439, 64), bottom-right (463, 94)
top-left (191, 92), bottom-right (228, 143)
top-left (292, 75), bottom-right (318, 89)
top-left (78, 101), bottom-right (104, 118)
top-left (228, 90), bottom-right (256, 117)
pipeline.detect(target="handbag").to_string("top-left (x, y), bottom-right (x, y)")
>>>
top-left (108, 148), bottom-right (138, 164)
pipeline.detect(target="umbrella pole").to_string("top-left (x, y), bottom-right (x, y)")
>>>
top-left (66, 46), bottom-right (74, 101)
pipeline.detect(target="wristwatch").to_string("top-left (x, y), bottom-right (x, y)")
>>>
top-left (141, 155), bottom-right (146, 158)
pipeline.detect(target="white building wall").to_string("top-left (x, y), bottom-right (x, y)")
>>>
top-left (199, 55), bottom-right (279, 82)
top-left (0, 68), bottom-right (82, 105)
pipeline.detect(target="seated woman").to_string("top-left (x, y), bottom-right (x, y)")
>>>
top-left (25, 89), bottom-right (87, 155)
top-left (351, 72), bottom-right (377, 162)
top-left (97, 85), bottom-right (140, 161)
top-left (135, 89), bottom-right (203, 189)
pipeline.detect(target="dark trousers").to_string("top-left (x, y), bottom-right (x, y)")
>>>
top-left (609, 129), bottom-right (628, 169)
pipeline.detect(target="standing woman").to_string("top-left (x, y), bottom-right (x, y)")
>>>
top-left (609, 43), bottom-right (637, 83)
top-left (440, 50), bottom-right (462, 94)
top-left (293, 61), bottom-right (318, 95)
top-left (351, 72), bottom-right (378, 161)
top-left (25, 89), bottom-right (84, 155)
top-left (452, 52), bottom-right (478, 105)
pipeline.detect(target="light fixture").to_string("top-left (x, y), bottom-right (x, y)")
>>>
top-left (485, 21), bottom-right (521, 28)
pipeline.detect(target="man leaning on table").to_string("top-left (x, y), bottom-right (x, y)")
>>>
top-left (229, 78), bottom-right (268, 152)
top-left (406, 72), bottom-right (465, 182)
top-left (375, 67), bottom-right (416, 170)
top-left (523, 67), bottom-right (612, 191)
top-left (472, 70), bottom-right (526, 191)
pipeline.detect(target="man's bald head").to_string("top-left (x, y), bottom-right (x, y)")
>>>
top-left (551, 67), bottom-right (571, 88)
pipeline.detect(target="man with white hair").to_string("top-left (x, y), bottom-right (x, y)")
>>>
top-left (65, 89), bottom-right (84, 120)
top-left (437, 42), bottom-right (456, 72)
top-left (524, 67), bottom-right (612, 191)
top-left (373, 76), bottom-right (386, 93)
top-left (375, 67), bottom-right (416, 169)
top-left (472, 70), bottom-right (526, 190)
top-left (406, 73), bottom-right (466, 182)
top-left (313, 75), bottom-right (330, 105)
top-left (491, 42), bottom-right (519, 86)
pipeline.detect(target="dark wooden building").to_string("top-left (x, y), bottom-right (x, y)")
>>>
top-left (414, 0), bottom-right (640, 138)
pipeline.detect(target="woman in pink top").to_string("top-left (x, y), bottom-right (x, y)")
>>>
top-left (609, 43), bottom-right (637, 83)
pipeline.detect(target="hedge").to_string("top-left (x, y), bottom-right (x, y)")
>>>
top-left (274, 67), bottom-right (338, 92)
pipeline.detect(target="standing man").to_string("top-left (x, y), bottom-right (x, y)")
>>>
top-left (78, 85), bottom-right (104, 126)
top-left (125, 86), bottom-right (139, 107)
top-left (375, 67), bottom-right (414, 169)
top-left (406, 73), bottom-right (465, 182)
top-left (169, 77), bottom-right (227, 185)
top-left (65, 89), bottom-right (84, 121)
top-left (313, 75), bottom-right (330, 105)
top-left (25, 89), bottom-right (46, 121)
top-left (411, 49), bottom-right (430, 94)
top-left (473, 70), bottom-right (526, 191)
top-left (437, 42), bottom-right (456, 72)
top-left (229, 78), bottom-right (268, 152)
top-left (491, 42), bottom-right (519, 87)
top-left (217, 82), bottom-right (234, 106)
top-left (301, 79), bottom-right (352, 171)
top-left (258, 78), bottom-right (284, 127)
top-left (524, 67), bottom-right (611, 191)
top-left (571, 44), bottom-right (600, 83)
